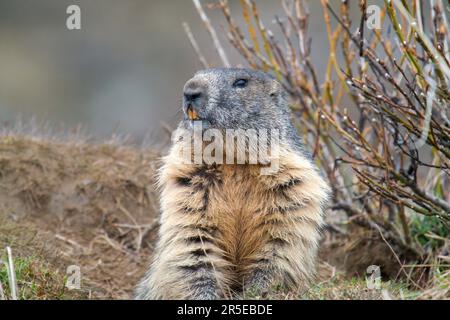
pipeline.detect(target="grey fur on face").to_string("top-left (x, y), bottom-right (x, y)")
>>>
top-left (182, 68), bottom-right (288, 130)
top-left (180, 68), bottom-right (306, 154)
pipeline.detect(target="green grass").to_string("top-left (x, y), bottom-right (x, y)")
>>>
top-left (301, 277), bottom-right (420, 300)
top-left (0, 254), bottom-right (80, 300)
top-left (241, 276), bottom-right (420, 300)
top-left (0, 217), bottom-right (88, 300)
top-left (410, 214), bottom-right (449, 250)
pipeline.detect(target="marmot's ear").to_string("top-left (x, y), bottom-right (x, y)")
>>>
top-left (269, 79), bottom-right (281, 97)
top-left (269, 79), bottom-right (282, 98)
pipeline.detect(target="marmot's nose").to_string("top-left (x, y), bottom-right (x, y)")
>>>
top-left (183, 80), bottom-right (206, 105)
top-left (183, 81), bottom-right (206, 120)
top-left (184, 90), bottom-right (202, 103)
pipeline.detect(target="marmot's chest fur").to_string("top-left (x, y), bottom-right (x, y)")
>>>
top-left (201, 165), bottom-right (272, 278)
top-left (149, 144), bottom-right (330, 298)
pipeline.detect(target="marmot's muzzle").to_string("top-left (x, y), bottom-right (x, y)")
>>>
top-left (183, 79), bottom-right (205, 121)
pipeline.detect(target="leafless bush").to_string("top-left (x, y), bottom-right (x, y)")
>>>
top-left (186, 0), bottom-right (449, 283)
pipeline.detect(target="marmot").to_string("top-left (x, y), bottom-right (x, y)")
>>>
top-left (135, 68), bottom-right (330, 299)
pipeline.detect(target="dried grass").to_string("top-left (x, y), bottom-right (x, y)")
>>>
top-left (0, 134), bottom-right (160, 299)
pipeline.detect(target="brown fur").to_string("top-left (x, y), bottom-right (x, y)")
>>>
top-left (135, 137), bottom-right (330, 299)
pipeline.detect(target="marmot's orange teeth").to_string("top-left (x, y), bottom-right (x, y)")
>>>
top-left (187, 105), bottom-right (199, 120)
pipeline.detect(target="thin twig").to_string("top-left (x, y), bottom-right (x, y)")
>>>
top-left (192, 0), bottom-right (231, 67)
top-left (6, 247), bottom-right (18, 300)
top-left (374, 225), bottom-right (423, 290)
top-left (182, 22), bottom-right (210, 68)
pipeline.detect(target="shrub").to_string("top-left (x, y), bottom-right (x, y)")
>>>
top-left (187, 0), bottom-right (449, 286)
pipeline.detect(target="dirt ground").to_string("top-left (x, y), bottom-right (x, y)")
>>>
top-left (0, 135), bottom-right (161, 298)
top-left (0, 135), bottom-right (442, 299)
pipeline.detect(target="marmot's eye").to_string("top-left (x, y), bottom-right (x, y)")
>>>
top-left (232, 78), bottom-right (248, 88)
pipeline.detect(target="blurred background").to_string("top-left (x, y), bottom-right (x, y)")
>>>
top-left (0, 0), bottom-right (362, 143)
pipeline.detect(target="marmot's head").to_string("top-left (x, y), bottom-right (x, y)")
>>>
top-left (180, 68), bottom-right (291, 132)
